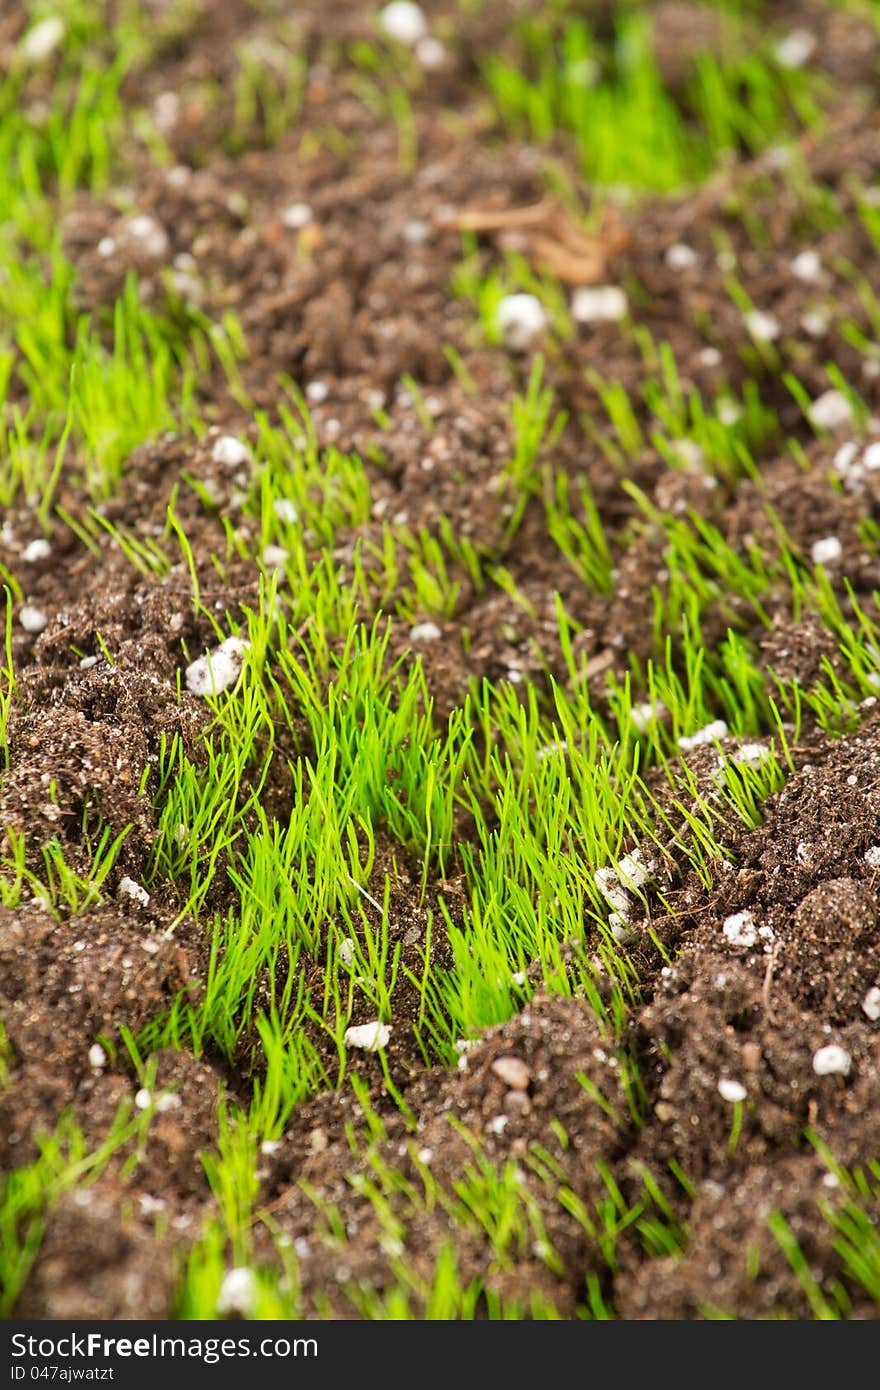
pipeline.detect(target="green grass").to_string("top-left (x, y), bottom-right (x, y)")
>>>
top-left (482, 7), bottom-right (825, 195)
top-left (3, 0), bottom-right (880, 1323)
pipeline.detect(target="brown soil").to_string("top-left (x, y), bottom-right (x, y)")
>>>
top-left (3, 0), bottom-right (880, 1321)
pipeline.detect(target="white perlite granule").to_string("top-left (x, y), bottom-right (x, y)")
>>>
top-left (630, 699), bottom-right (666, 733)
top-left (809, 389), bottom-right (853, 431)
top-left (126, 215), bottom-right (169, 259)
top-left (273, 498), bottom-right (298, 525)
top-left (862, 987), bottom-right (880, 1022)
top-left (744, 310), bottom-right (780, 342)
top-left (595, 849), bottom-right (654, 931)
top-left (810, 536), bottom-right (843, 565)
top-left (19, 605), bottom-right (48, 633)
top-left (665, 243), bottom-right (699, 271)
top-left (344, 1021), bottom-right (391, 1052)
top-left (185, 636), bottom-right (250, 697)
top-left (416, 36), bottom-right (446, 69)
top-left (732, 742), bottom-right (771, 767)
top-left (216, 1267), bottom-right (258, 1318)
top-left (378, 3), bottom-right (428, 46)
top-left (678, 719), bottom-right (728, 752)
top-left (571, 285), bottom-right (628, 324)
top-left (495, 293), bottom-right (548, 351)
top-left (812, 1044), bottom-right (852, 1077)
top-left (723, 911), bottom-right (758, 949)
top-left (717, 1078), bottom-right (747, 1103)
top-left (22, 538), bottom-right (52, 562)
top-left (281, 202), bottom-right (313, 229)
top-left (864, 846), bottom-right (880, 869)
top-left (409, 621), bottom-right (442, 642)
top-left (211, 435), bottom-right (252, 469)
top-left (774, 28), bottom-right (816, 69)
top-left (21, 17), bottom-right (65, 63)
top-left (790, 249), bottom-right (822, 283)
top-left (118, 876), bottom-right (150, 908)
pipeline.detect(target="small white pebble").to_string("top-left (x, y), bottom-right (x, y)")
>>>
top-left (216, 1267), bottom-right (258, 1318)
top-left (495, 293), bottom-right (548, 352)
top-left (723, 911), bottom-right (758, 949)
top-left (134, 1088), bottom-right (152, 1110)
top-left (486, 1115), bottom-right (508, 1136)
top-left (97, 236), bottom-right (116, 258)
top-left (118, 876), bottom-right (150, 908)
top-left (571, 285), bottom-right (628, 324)
top-left (678, 719), bottom-right (729, 753)
top-left (21, 16), bottom-right (65, 63)
top-left (344, 1021), bottom-right (391, 1052)
top-left (811, 536), bottom-right (843, 566)
top-left (862, 986), bottom-right (880, 1022)
top-left (812, 1044), bottom-right (852, 1077)
top-left (809, 390), bottom-right (853, 432)
top-left (718, 1078), bottom-right (747, 1104)
top-left (88, 1044), bottom-right (107, 1070)
top-left (491, 1056), bottom-right (531, 1091)
top-left (281, 201), bottom-right (313, 229)
top-left (665, 243), bottom-right (699, 271)
top-left (790, 249), bottom-right (822, 283)
top-left (378, 2), bottom-right (427, 46)
top-left (22, 538), bottom-right (52, 563)
top-left (774, 28), bottom-right (816, 69)
top-left (155, 1091), bottom-right (182, 1113)
top-left (699, 347), bottom-right (722, 368)
top-left (211, 435), bottom-right (252, 469)
top-left (409, 620), bottom-right (442, 642)
top-left (19, 605), bottom-right (47, 634)
top-left (305, 380), bottom-right (328, 404)
top-left (745, 310), bottom-right (780, 343)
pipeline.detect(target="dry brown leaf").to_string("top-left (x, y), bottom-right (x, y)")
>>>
top-left (434, 197), bottom-right (630, 285)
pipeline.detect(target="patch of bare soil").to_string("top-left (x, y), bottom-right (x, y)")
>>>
top-left (3, 0), bottom-right (880, 1320)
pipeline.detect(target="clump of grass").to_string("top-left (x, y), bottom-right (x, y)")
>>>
top-left (483, 9), bottom-right (823, 194)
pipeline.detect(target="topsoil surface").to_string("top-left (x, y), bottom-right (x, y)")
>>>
top-left (3, 0), bottom-right (880, 1320)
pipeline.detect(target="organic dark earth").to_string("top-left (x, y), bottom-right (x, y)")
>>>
top-left (3, 0), bottom-right (880, 1321)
